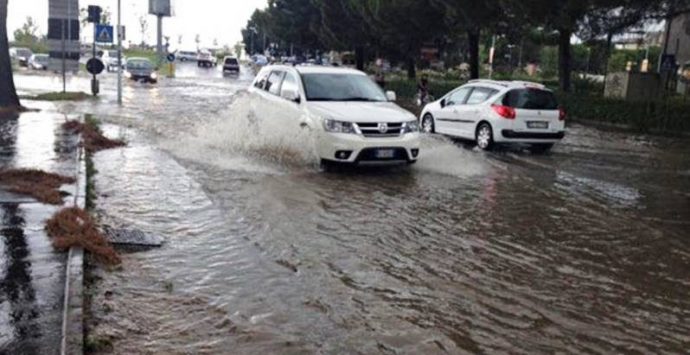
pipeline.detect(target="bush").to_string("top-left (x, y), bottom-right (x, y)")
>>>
top-left (559, 94), bottom-right (690, 133)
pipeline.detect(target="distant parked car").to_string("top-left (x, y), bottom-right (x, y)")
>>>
top-left (197, 50), bottom-right (217, 67)
top-left (124, 57), bottom-right (158, 84)
top-left (101, 50), bottom-right (126, 72)
top-left (11, 47), bottom-right (33, 67)
top-left (176, 50), bottom-right (197, 62)
top-left (222, 56), bottom-right (240, 73)
top-left (419, 80), bottom-right (566, 152)
top-left (29, 54), bottom-right (50, 70)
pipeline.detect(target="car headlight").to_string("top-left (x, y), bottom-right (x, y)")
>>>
top-left (150, 72), bottom-right (158, 79)
top-left (124, 71), bottom-right (132, 78)
top-left (323, 119), bottom-right (357, 134)
top-left (402, 120), bottom-right (419, 133)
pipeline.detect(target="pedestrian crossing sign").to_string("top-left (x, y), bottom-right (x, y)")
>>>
top-left (96, 25), bottom-right (114, 43)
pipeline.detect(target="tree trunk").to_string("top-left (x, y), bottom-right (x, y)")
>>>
top-left (406, 56), bottom-right (416, 79)
top-left (558, 28), bottom-right (572, 92)
top-left (603, 31), bottom-right (613, 76)
top-left (355, 45), bottom-right (365, 71)
top-left (0, 0), bottom-right (20, 109)
top-left (467, 28), bottom-right (480, 80)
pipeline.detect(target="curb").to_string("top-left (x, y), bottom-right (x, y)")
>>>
top-left (61, 131), bottom-right (87, 355)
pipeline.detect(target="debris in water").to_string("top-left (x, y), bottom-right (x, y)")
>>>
top-left (45, 207), bottom-right (121, 265)
top-left (63, 118), bottom-right (126, 153)
top-left (0, 169), bottom-right (75, 204)
top-left (102, 226), bottom-right (164, 246)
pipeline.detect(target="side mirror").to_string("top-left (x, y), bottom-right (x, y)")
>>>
top-left (386, 90), bottom-right (397, 102)
top-left (440, 99), bottom-right (446, 108)
top-left (282, 88), bottom-right (301, 103)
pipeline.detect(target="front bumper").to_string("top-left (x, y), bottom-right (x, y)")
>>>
top-left (316, 132), bottom-right (420, 164)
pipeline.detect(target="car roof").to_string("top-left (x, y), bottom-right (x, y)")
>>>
top-left (467, 79), bottom-right (547, 91)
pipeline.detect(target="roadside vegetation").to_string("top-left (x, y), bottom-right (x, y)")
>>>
top-left (0, 169), bottom-right (75, 204)
top-left (20, 91), bottom-right (91, 102)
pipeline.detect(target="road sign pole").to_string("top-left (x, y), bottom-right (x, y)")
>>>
top-left (117, 0), bottom-right (122, 105)
top-left (91, 23), bottom-right (98, 96)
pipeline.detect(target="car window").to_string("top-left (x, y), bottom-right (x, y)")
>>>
top-left (254, 70), bottom-right (270, 89)
top-left (225, 58), bottom-right (238, 65)
top-left (446, 87), bottom-right (471, 106)
top-left (280, 72), bottom-right (299, 99)
top-left (302, 73), bottom-right (387, 102)
top-left (466, 87), bottom-right (497, 105)
top-left (502, 89), bottom-right (558, 110)
top-left (266, 71), bottom-right (285, 95)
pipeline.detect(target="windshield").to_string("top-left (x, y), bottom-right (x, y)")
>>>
top-left (127, 60), bottom-right (152, 69)
top-left (302, 73), bottom-right (387, 102)
top-left (225, 58), bottom-right (238, 65)
top-left (36, 55), bottom-right (49, 63)
top-left (108, 51), bottom-right (118, 57)
top-left (17, 49), bottom-right (32, 57)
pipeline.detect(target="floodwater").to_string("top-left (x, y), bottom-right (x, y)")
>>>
top-left (15, 65), bottom-right (690, 354)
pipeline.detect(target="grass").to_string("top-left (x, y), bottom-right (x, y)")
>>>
top-left (0, 169), bottom-right (75, 204)
top-left (45, 207), bottom-right (121, 265)
top-left (20, 91), bottom-right (91, 102)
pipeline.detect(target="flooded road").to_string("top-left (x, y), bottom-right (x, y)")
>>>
top-left (15, 66), bottom-right (690, 354)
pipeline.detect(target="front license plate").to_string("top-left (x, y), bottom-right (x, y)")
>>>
top-left (527, 121), bottom-right (549, 129)
top-left (375, 149), bottom-right (395, 159)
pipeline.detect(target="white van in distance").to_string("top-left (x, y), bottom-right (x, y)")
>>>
top-left (248, 65), bottom-right (421, 166)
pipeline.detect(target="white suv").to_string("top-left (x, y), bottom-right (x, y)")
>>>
top-left (248, 65), bottom-right (420, 166)
top-left (420, 80), bottom-right (566, 151)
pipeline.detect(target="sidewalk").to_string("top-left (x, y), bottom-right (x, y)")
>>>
top-left (0, 103), bottom-right (82, 355)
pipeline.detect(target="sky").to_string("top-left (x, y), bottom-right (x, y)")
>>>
top-left (8, 0), bottom-right (268, 49)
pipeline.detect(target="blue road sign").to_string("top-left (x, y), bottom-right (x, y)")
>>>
top-left (95, 24), bottom-right (114, 43)
top-left (167, 53), bottom-right (176, 62)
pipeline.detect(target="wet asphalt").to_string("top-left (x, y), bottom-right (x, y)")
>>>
top-left (6, 63), bottom-right (690, 354)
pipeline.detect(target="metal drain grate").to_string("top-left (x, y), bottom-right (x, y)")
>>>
top-left (103, 226), bottom-right (164, 246)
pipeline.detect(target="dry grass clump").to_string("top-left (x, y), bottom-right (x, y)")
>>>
top-left (46, 207), bottom-right (121, 265)
top-left (0, 169), bottom-right (75, 204)
top-left (62, 119), bottom-right (125, 153)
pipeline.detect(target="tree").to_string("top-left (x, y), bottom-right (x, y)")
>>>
top-left (234, 42), bottom-right (243, 58)
top-left (0, 0), bottom-right (20, 109)
top-left (13, 16), bottom-right (38, 44)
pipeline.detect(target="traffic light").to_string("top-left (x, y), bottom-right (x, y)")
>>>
top-left (87, 5), bottom-right (102, 24)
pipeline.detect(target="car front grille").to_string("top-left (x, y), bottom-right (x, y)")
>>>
top-left (356, 122), bottom-right (403, 138)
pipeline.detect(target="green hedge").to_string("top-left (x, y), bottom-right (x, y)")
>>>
top-left (386, 79), bottom-right (465, 100)
top-left (560, 94), bottom-right (690, 133)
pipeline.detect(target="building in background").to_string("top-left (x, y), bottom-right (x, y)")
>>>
top-left (664, 11), bottom-right (690, 65)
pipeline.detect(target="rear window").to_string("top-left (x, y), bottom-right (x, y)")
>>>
top-left (225, 58), bottom-right (238, 65)
top-left (502, 89), bottom-right (558, 110)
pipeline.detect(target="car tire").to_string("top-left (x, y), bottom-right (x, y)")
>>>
top-left (530, 143), bottom-right (554, 153)
top-left (476, 122), bottom-right (494, 151)
top-left (421, 113), bottom-right (435, 134)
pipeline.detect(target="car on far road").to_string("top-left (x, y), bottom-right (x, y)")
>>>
top-left (124, 57), bottom-right (158, 83)
top-left (248, 65), bottom-right (420, 167)
top-left (197, 50), bottom-right (217, 67)
top-left (175, 50), bottom-right (197, 62)
top-left (420, 80), bottom-right (565, 152)
top-left (29, 54), bottom-right (50, 70)
top-left (222, 56), bottom-right (240, 73)
top-left (11, 47), bottom-right (33, 67)
top-left (101, 50), bottom-right (126, 72)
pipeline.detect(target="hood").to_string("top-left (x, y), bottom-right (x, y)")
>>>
top-left (306, 101), bottom-right (416, 123)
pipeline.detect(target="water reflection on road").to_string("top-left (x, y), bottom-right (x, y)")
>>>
top-left (15, 67), bottom-right (690, 353)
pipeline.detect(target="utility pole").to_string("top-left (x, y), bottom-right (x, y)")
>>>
top-left (117, 0), bottom-right (122, 105)
top-left (156, 14), bottom-right (163, 66)
top-left (488, 35), bottom-right (496, 79)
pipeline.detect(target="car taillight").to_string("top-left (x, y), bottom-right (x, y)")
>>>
top-left (491, 105), bottom-right (516, 119)
top-left (559, 108), bottom-right (566, 121)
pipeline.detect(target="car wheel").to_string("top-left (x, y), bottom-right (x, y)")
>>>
top-left (476, 123), bottom-right (494, 151)
top-left (421, 113), bottom-right (435, 134)
top-left (530, 143), bottom-right (554, 153)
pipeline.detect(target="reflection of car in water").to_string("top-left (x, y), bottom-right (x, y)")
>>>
top-left (420, 80), bottom-right (565, 152)
top-left (248, 65), bottom-right (420, 167)
top-left (222, 56), bottom-right (240, 73)
top-left (197, 50), bottom-right (217, 67)
top-left (29, 54), bottom-right (50, 70)
top-left (124, 57), bottom-right (158, 83)
top-left (11, 47), bottom-right (33, 67)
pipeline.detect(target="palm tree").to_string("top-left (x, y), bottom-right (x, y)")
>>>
top-left (0, 0), bottom-right (20, 110)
